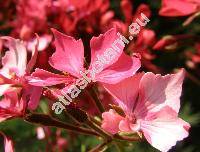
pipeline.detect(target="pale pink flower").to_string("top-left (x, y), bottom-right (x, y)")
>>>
top-left (36, 127), bottom-right (45, 140)
top-left (29, 28), bottom-right (141, 87)
top-left (0, 37), bottom-right (42, 110)
top-left (101, 69), bottom-right (190, 152)
top-left (0, 132), bottom-right (14, 152)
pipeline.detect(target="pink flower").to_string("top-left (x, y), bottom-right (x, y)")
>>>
top-left (159, 0), bottom-right (200, 17)
top-left (101, 69), bottom-right (190, 152)
top-left (128, 29), bottom-right (159, 73)
top-left (0, 132), bottom-right (14, 152)
top-left (13, 0), bottom-right (50, 39)
top-left (36, 127), bottom-right (45, 140)
top-left (0, 37), bottom-right (42, 110)
top-left (0, 91), bottom-right (25, 122)
top-left (29, 28), bottom-right (141, 86)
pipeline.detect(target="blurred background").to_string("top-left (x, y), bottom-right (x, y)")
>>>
top-left (0, 0), bottom-right (200, 151)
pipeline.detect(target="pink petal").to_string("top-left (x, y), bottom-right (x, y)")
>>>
top-left (26, 36), bottom-right (39, 73)
top-left (27, 86), bottom-right (43, 110)
top-left (95, 53), bottom-right (141, 84)
top-left (27, 35), bottom-right (52, 52)
top-left (120, 0), bottom-right (133, 23)
top-left (0, 132), bottom-right (14, 152)
top-left (0, 74), bottom-right (13, 85)
top-left (28, 68), bottom-right (74, 86)
top-left (49, 29), bottom-right (84, 78)
top-left (89, 28), bottom-right (124, 74)
top-left (133, 4), bottom-right (151, 22)
top-left (0, 84), bottom-right (13, 96)
top-left (103, 73), bottom-right (143, 114)
top-left (0, 74), bottom-right (14, 96)
top-left (0, 92), bottom-right (19, 108)
top-left (0, 91), bottom-right (22, 122)
top-left (135, 69), bottom-right (185, 118)
top-left (101, 109), bottom-right (124, 134)
top-left (141, 106), bottom-right (190, 152)
top-left (119, 119), bottom-right (132, 132)
top-left (159, 0), bottom-right (198, 16)
top-left (1, 37), bottom-right (27, 76)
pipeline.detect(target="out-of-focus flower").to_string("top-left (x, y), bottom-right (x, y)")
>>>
top-left (153, 35), bottom-right (177, 51)
top-left (113, 2), bottom-right (151, 34)
top-left (36, 127), bottom-right (46, 140)
top-left (112, 1), bottom-right (158, 72)
top-left (102, 69), bottom-right (190, 152)
top-left (186, 42), bottom-right (200, 70)
top-left (56, 129), bottom-right (68, 152)
top-left (12, 0), bottom-right (51, 39)
top-left (159, 0), bottom-right (200, 17)
top-left (128, 29), bottom-right (159, 72)
top-left (52, 0), bottom-right (113, 35)
top-left (0, 132), bottom-right (14, 152)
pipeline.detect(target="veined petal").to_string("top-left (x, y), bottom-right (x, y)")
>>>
top-left (28, 68), bottom-right (74, 86)
top-left (103, 73), bottom-right (143, 114)
top-left (135, 69), bottom-right (185, 118)
top-left (95, 53), bottom-right (141, 84)
top-left (101, 109), bottom-right (124, 134)
top-left (49, 29), bottom-right (84, 78)
top-left (89, 28), bottom-right (124, 74)
top-left (140, 106), bottom-right (190, 152)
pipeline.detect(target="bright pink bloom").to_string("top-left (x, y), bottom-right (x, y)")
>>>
top-left (29, 28), bottom-right (141, 86)
top-left (0, 37), bottom-right (42, 110)
top-left (159, 0), bottom-right (200, 17)
top-left (102, 69), bottom-right (190, 152)
top-left (0, 132), bottom-right (14, 152)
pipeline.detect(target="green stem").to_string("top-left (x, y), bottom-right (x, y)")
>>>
top-left (88, 140), bottom-right (112, 152)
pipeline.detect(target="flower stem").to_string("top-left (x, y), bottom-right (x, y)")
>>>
top-left (86, 119), bottom-right (113, 140)
top-left (25, 113), bottom-right (99, 136)
top-left (114, 134), bottom-right (141, 142)
top-left (88, 86), bottom-right (105, 113)
top-left (88, 139), bottom-right (112, 152)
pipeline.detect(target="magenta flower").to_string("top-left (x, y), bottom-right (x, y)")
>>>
top-left (29, 28), bottom-right (141, 86)
top-left (0, 37), bottom-right (42, 110)
top-left (101, 69), bottom-right (190, 152)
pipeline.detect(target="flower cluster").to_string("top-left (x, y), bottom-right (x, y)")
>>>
top-left (0, 28), bottom-right (190, 152)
